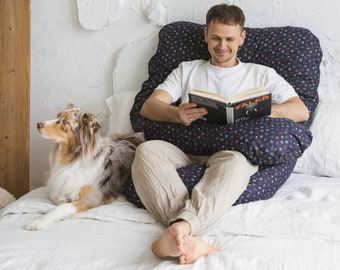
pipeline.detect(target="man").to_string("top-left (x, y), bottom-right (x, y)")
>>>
top-left (131, 4), bottom-right (309, 264)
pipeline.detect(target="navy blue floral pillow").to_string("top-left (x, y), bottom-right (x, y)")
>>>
top-left (130, 21), bottom-right (322, 165)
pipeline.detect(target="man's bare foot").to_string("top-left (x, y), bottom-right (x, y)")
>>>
top-left (179, 235), bottom-right (217, 264)
top-left (151, 221), bottom-right (191, 258)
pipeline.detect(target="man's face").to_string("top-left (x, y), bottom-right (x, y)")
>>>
top-left (204, 21), bottom-right (245, 68)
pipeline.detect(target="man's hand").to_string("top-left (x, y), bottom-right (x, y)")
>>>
top-left (178, 103), bottom-right (207, 126)
top-left (141, 89), bottom-right (207, 125)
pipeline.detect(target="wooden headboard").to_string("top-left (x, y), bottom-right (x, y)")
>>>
top-left (0, 0), bottom-right (30, 198)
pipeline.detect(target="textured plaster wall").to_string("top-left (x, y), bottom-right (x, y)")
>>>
top-left (30, 0), bottom-right (340, 188)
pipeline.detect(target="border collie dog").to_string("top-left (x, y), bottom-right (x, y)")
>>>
top-left (25, 104), bottom-right (144, 230)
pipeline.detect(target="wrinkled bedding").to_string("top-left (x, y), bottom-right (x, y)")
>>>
top-left (1, 173), bottom-right (339, 270)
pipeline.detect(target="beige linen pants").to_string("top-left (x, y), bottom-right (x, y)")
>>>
top-left (131, 140), bottom-right (258, 235)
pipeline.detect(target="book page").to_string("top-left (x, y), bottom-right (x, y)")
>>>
top-left (229, 86), bottom-right (268, 103)
top-left (190, 89), bottom-right (228, 103)
top-left (191, 86), bottom-right (268, 104)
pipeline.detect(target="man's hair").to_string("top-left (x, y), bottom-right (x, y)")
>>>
top-left (206, 4), bottom-right (245, 30)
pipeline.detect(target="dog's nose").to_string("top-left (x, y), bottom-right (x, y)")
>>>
top-left (37, 122), bottom-right (44, 129)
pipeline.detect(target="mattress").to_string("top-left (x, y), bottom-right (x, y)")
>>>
top-left (0, 172), bottom-right (339, 270)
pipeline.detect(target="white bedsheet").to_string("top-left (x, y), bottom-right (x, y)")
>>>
top-left (1, 173), bottom-right (339, 270)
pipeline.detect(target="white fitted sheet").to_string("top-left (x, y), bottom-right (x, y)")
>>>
top-left (1, 173), bottom-right (339, 270)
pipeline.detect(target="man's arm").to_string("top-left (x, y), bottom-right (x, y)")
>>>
top-left (141, 89), bottom-right (207, 126)
top-left (270, 96), bottom-right (309, 123)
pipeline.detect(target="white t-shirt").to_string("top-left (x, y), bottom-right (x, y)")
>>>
top-left (157, 59), bottom-right (297, 104)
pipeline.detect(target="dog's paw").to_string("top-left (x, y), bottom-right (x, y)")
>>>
top-left (25, 219), bottom-right (50, 231)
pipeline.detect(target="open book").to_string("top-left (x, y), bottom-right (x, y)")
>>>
top-left (188, 86), bottom-right (272, 124)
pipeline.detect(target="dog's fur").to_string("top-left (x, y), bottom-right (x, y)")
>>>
top-left (25, 104), bottom-right (144, 230)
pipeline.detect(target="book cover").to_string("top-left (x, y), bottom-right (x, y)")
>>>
top-left (188, 87), bottom-right (272, 124)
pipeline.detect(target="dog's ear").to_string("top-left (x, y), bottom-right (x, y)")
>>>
top-left (78, 113), bottom-right (101, 152)
top-left (81, 113), bottom-right (101, 134)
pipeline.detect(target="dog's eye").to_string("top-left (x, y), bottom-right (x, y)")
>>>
top-left (62, 119), bottom-right (68, 125)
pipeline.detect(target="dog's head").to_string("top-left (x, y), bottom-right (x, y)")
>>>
top-left (37, 104), bottom-right (101, 154)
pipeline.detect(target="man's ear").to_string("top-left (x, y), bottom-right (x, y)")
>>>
top-left (239, 30), bottom-right (246, 46)
top-left (204, 26), bottom-right (208, 43)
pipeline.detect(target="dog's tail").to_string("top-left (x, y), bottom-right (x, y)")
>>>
top-left (100, 132), bottom-right (144, 199)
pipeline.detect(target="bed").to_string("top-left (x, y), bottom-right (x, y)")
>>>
top-left (1, 21), bottom-right (340, 270)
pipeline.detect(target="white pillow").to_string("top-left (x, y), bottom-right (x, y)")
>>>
top-left (106, 35), bottom-right (157, 135)
top-left (106, 90), bottom-right (139, 135)
top-left (294, 96), bottom-right (340, 178)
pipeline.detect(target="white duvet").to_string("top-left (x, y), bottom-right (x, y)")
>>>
top-left (1, 173), bottom-right (339, 270)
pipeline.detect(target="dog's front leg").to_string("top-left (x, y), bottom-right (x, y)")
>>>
top-left (25, 202), bottom-right (78, 231)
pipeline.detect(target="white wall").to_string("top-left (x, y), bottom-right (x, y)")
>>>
top-left (30, 0), bottom-right (340, 188)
